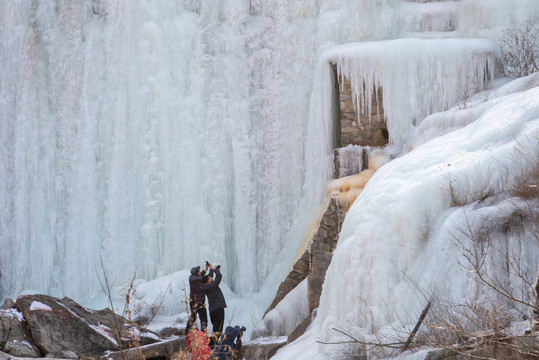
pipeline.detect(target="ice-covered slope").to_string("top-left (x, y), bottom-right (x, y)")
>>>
top-left (272, 74), bottom-right (539, 359)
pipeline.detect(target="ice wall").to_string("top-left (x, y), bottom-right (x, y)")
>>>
top-left (0, 0), bottom-right (407, 303)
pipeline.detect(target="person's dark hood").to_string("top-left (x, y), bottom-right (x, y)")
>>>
top-left (190, 266), bottom-right (200, 275)
top-left (223, 326), bottom-right (241, 340)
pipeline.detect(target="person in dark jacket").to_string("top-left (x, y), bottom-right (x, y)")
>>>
top-left (187, 264), bottom-right (209, 331)
top-left (200, 264), bottom-right (227, 336)
top-left (210, 325), bottom-right (245, 360)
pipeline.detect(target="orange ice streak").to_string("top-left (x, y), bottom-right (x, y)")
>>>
top-left (327, 152), bottom-right (388, 213)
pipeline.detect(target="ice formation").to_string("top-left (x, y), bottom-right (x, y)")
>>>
top-left (1, 0), bottom-right (538, 354)
top-left (328, 151), bottom-right (391, 210)
top-left (273, 75), bottom-right (539, 359)
top-left (327, 38), bottom-right (497, 150)
top-left (251, 279), bottom-right (309, 338)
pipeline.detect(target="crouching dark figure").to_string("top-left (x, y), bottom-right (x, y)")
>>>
top-left (210, 325), bottom-right (246, 360)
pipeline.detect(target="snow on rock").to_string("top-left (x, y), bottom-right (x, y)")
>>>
top-left (4, 308), bottom-right (25, 321)
top-left (128, 270), bottom-right (191, 323)
top-left (89, 324), bottom-right (119, 346)
top-left (29, 301), bottom-right (53, 311)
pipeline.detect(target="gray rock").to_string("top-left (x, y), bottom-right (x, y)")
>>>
top-left (0, 299), bottom-right (15, 311)
top-left (242, 337), bottom-right (287, 360)
top-left (16, 294), bottom-right (120, 358)
top-left (103, 337), bottom-right (185, 360)
top-left (287, 315), bottom-right (312, 344)
top-left (0, 309), bottom-right (42, 358)
top-left (424, 348), bottom-right (458, 360)
top-left (16, 294), bottom-right (159, 359)
top-left (45, 350), bottom-right (78, 359)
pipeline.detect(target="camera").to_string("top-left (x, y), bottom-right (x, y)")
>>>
top-left (205, 260), bottom-right (210, 266)
top-left (216, 265), bottom-right (221, 268)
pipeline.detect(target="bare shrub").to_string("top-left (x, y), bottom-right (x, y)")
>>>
top-left (418, 202), bottom-right (539, 358)
top-left (96, 260), bottom-right (172, 360)
top-left (497, 20), bottom-right (539, 78)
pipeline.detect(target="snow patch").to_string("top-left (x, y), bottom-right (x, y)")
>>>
top-left (30, 301), bottom-right (52, 311)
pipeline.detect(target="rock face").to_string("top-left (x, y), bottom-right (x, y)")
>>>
top-left (0, 308), bottom-right (41, 357)
top-left (265, 251), bottom-right (310, 316)
top-left (265, 197), bottom-right (344, 317)
top-left (17, 294), bottom-right (124, 358)
top-left (241, 336), bottom-right (288, 360)
top-left (332, 64), bottom-right (388, 148)
top-left (104, 338), bottom-right (186, 360)
top-left (263, 196), bottom-right (344, 332)
top-left (307, 198), bottom-right (343, 313)
top-left (0, 294), bottom-right (167, 359)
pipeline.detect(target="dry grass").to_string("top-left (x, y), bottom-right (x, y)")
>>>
top-left (511, 163), bottom-right (539, 200)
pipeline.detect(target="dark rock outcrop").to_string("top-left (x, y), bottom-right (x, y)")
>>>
top-left (0, 294), bottom-right (167, 360)
top-left (17, 294), bottom-right (123, 358)
top-left (331, 64), bottom-right (388, 148)
top-left (242, 337), bottom-right (288, 360)
top-left (0, 299), bottom-right (16, 311)
top-left (45, 350), bottom-right (78, 359)
top-left (264, 251), bottom-right (310, 316)
top-left (104, 337), bottom-right (186, 360)
top-left (0, 309), bottom-right (41, 357)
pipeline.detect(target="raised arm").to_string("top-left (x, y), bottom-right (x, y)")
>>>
top-left (201, 266), bottom-right (222, 291)
top-left (213, 267), bottom-right (222, 286)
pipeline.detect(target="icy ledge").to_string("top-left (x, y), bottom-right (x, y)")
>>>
top-left (327, 38), bottom-right (497, 151)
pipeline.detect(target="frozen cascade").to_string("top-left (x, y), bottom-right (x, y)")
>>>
top-left (1, 0), bottom-right (538, 344)
top-left (0, 0), bottom-right (415, 303)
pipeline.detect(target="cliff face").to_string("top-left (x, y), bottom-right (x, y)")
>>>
top-left (264, 197), bottom-right (344, 318)
top-left (333, 65), bottom-right (388, 148)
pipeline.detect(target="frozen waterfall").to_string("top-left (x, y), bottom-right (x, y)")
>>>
top-left (1, 1), bottom-right (539, 350)
top-left (1, 0), bottom-right (342, 301)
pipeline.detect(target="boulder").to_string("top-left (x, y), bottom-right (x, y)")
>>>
top-left (0, 299), bottom-right (16, 311)
top-left (103, 337), bottom-right (185, 360)
top-left (0, 309), bottom-right (41, 357)
top-left (16, 294), bottom-right (159, 359)
top-left (424, 349), bottom-right (458, 360)
top-left (241, 337), bottom-right (287, 360)
top-left (16, 294), bottom-right (119, 358)
top-left (55, 297), bottom-right (159, 346)
top-left (45, 350), bottom-right (78, 359)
